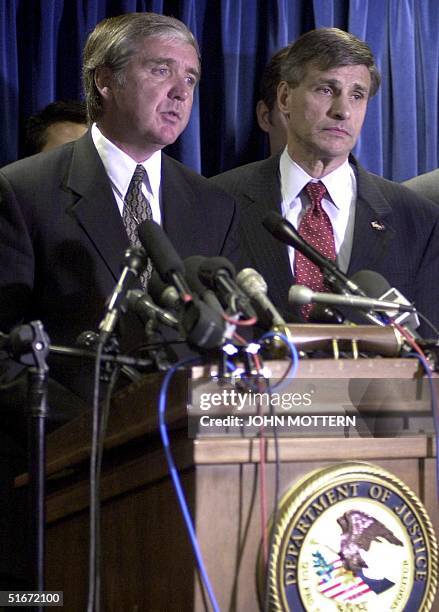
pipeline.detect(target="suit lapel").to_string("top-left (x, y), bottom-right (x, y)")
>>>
top-left (65, 132), bottom-right (129, 282)
top-left (239, 155), bottom-right (293, 313)
top-left (347, 159), bottom-right (395, 276)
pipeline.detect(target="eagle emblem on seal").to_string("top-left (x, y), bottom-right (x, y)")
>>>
top-left (337, 509), bottom-right (403, 572)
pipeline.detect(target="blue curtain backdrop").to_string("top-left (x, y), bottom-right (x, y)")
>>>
top-left (1, 0), bottom-right (438, 181)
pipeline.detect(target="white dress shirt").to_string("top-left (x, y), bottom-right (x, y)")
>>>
top-left (279, 148), bottom-right (357, 274)
top-left (91, 123), bottom-right (162, 225)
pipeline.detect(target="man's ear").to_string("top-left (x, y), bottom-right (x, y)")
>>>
top-left (256, 100), bottom-right (271, 133)
top-left (94, 66), bottom-right (114, 101)
top-left (277, 81), bottom-right (291, 114)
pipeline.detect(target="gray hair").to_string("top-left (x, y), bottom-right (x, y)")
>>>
top-left (280, 28), bottom-right (381, 97)
top-left (83, 12), bottom-right (201, 122)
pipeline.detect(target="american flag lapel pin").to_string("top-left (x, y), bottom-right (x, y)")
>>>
top-left (371, 220), bottom-right (385, 231)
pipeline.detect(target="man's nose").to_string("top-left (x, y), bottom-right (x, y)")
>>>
top-left (330, 96), bottom-right (351, 120)
top-left (168, 78), bottom-right (190, 101)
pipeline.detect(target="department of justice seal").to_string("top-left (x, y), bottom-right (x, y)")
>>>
top-left (259, 462), bottom-right (437, 611)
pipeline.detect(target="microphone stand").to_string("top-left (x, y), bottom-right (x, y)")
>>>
top-left (0, 324), bottom-right (158, 601)
top-left (15, 321), bottom-right (50, 608)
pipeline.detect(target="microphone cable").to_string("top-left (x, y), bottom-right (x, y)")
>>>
top-left (87, 339), bottom-right (121, 612)
top-left (158, 356), bottom-right (220, 612)
top-left (256, 332), bottom-right (300, 612)
top-left (87, 337), bottom-right (105, 612)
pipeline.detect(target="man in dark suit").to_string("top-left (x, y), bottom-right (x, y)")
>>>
top-left (0, 12), bottom-right (239, 393)
top-left (211, 28), bottom-right (439, 336)
top-left (0, 12), bottom-right (239, 589)
top-left (403, 169), bottom-right (439, 206)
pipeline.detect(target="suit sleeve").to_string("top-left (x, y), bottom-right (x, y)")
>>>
top-left (0, 171), bottom-right (34, 333)
top-left (413, 215), bottom-right (439, 337)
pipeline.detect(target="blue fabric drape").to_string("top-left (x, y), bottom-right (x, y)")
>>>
top-left (1, 0), bottom-right (438, 181)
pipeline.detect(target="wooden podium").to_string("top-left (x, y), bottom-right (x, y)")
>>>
top-left (36, 359), bottom-right (437, 611)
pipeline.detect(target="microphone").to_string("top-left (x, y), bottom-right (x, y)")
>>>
top-left (262, 211), bottom-right (365, 296)
top-left (351, 270), bottom-right (420, 333)
top-left (149, 266), bottom-right (225, 350)
top-left (308, 303), bottom-right (346, 324)
top-left (77, 330), bottom-right (142, 382)
top-left (99, 247), bottom-right (148, 342)
top-left (288, 285), bottom-right (416, 314)
top-left (236, 268), bottom-right (286, 327)
top-left (184, 256), bottom-right (225, 315)
top-left (149, 270), bottom-right (180, 312)
top-left (137, 220), bottom-right (192, 301)
top-left (198, 257), bottom-right (257, 318)
top-left (124, 289), bottom-right (180, 330)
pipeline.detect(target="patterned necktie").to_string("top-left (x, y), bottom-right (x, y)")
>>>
top-left (294, 181), bottom-right (336, 319)
top-left (123, 164), bottom-right (153, 288)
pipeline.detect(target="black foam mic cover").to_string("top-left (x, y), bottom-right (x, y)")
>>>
top-left (137, 220), bottom-right (185, 280)
top-left (350, 270), bottom-right (391, 298)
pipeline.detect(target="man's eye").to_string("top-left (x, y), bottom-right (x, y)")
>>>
top-left (152, 66), bottom-right (169, 76)
top-left (185, 75), bottom-right (196, 87)
top-left (317, 87), bottom-right (332, 95)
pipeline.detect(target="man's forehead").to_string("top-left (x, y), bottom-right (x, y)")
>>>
top-left (136, 36), bottom-right (200, 71)
top-left (305, 63), bottom-right (371, 87)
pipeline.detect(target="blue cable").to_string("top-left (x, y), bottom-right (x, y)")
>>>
top-left (408, 353), bottom-right (439, 501)
top-left (158, 356), bottom-right (220, 612)
top-left (258, 331), bottom-right (300, 390)
top-left (226, 359), bottom-right (236, 372)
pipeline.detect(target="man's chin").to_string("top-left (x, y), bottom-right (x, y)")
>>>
top-left (315, 142), bottom-right (352, 161)
top-left (155, 126), bottom-right (185, 146)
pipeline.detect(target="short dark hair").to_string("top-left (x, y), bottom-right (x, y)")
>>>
top-left (24, 99), bottom-right (87, 155)
top-left (259, 46), bottom-right (291, 112)
top-left (280, 28), bottom-right (381, 97)
top-left (83, 12), bottom-right (201, 123)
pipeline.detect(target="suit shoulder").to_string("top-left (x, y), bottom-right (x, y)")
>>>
top-left (209, 159), bottom-right (269, 192)
top-left (402, 168), bottom-right (439, 205)
top-left (162, 154), bottom-right (235, 205)
top-left (360, 168), bottom-right (439, 216)
top-left (0, 143), bottom-right (74, 187)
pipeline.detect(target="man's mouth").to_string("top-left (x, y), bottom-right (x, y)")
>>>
top-left (162, 110), bottom-right (182, 121)
top-left (324, 126), bottom-right (350, 136)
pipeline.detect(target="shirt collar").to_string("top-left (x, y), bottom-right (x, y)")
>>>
top-left (280, 148), bottom-right (354, 213)
top-left (91, 123), bottom-right (162, 201)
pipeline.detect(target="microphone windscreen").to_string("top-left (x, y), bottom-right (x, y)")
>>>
top-left (288, 285), bottom-right (313, 305)
top-left (184, 256), bottom-right (209, 295)
top-left (350, 270), bottom-right (391, 298)
top-left (137, 220), bottom-right (184, 278)
top-left (198, 257), bottom-right (236, 286)
top-left (236, 268), bottom-right (268, 296)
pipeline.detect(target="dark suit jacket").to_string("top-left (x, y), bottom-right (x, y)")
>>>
top-left (0, 131), bottom-right (240, 396)
top-left (0, 131), bottom-right (240, 584)
top-left (0, 131), bottom-right (240, 583)
top-left (403, 168), bottom-right (439, 205)
top-left (211, 153), bottom-right (439, 337)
